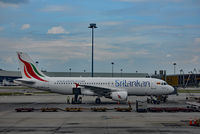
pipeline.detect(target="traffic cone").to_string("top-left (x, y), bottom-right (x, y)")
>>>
top-left (189, 119), bottom-right (193, 126)
top-left (194, 119), bottom-right (197, 126)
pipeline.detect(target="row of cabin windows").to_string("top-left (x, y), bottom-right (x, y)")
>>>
top-left (54, 82), bottom-right (114, 85)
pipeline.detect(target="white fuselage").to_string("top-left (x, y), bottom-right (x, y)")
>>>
top-left (24, 77), bottom-right (174, 96)
top-left (15, 52), bottom-right (175, 102)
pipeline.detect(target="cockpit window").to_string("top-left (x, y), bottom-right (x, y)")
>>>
top-left (161, 82), bottom-right (167, 85)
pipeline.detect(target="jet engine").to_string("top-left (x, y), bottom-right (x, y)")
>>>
top-left (110, 91), bottom-right (128, 101)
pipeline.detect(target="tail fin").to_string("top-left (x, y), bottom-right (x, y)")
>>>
top-left (17, 52), bottom-right (48, 82)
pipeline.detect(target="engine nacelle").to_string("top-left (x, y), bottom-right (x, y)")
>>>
top-left (110, 91), bottom-right (128, 101)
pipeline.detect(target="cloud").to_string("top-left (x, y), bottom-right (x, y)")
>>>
top-left (21, 24), bottom-right (30, 30)
top-left (166, 54), bottom-right (172, 58)
top-left (95, 48), bottom-right (149, 61)
top-left (47, 26), bottom-right (70, 34)
top-left (191, 56), bottom-right (199, 64)
top-left (0, 0), bottom-right (29, 7)
top-left (0, 0), bottom-right (28, 4)
top-left (100, 21), bottom-right (122, 26)
top-left (194, 37), bottom-right (200, 44)
top-left (130, 25), bottom-right (184, 32)
top-left (0, 27), bottom-right (4, 31)
top-left (118, 0), bottom-right (148, 2)
top-left (3, 56), bottom-right (14, 64)
top-left (41, 5), bottom-right (72, 12)
top-left (118, 0), bottom-right (182, 2)
top-left (0, 36), bottom-right (149, 63)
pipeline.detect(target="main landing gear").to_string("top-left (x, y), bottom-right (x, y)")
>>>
top-left (71, 95), bottom-right (82, 104)
top-left (95, 97), bottom-right (101, 104)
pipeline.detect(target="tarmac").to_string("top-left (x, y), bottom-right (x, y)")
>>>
top-left (0, 88), bottom-right (200, 134)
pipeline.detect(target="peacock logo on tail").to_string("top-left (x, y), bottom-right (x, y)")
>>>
top-left (18, 53), bottom-right (48, 82)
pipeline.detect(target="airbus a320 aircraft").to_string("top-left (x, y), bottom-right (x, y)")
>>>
top-left (15, 52), bottom-right (175, 104)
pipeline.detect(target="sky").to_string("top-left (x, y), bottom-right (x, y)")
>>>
top-left (0, 0), bottom-right (200, 75)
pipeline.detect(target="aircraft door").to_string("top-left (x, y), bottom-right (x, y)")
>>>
top-left (151, 81), bottom-right (156, 89)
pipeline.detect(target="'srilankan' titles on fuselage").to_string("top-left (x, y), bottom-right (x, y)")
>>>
top-left (115, 80), bottom-right (150, 88)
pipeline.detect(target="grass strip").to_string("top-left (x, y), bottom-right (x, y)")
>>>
top-left (178, 90), bottom-right (200, 93)
top-left (0, 86), bottom-right (34, 89)
top-left (0, 91), bottom-right (50, 96)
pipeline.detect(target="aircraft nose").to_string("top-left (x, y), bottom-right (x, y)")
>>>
top-left (169, 86), bottom-right (176, 94)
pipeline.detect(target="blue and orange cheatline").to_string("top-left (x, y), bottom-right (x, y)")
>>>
top-left (18, 53), bottom-right (48, 82)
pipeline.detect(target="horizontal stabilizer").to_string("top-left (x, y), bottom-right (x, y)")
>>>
top-left (14, 79), bottom-right (35, 85)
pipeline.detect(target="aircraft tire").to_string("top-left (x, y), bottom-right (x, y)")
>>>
top-left (95, 98), bottom-right (101, 104)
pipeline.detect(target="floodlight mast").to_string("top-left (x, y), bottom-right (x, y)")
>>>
top-left (88, 23), bottom-right (97, 77)
top-left (173, 63), bottom-right (176, 74)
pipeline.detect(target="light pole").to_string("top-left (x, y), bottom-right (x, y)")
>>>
top-left (120, 69), bottom-right (123, 77)
top-left (173, 63), bottom-right (176, 74)
top-left (111, 62), bottom-right (114, 77)
top-left (69, 68), bottom-right (71, 77)
top-left (88, 23), bottom-right (97, 77)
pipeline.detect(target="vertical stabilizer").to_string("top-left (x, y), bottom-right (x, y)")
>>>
top-left (17, 52), bottom-right (48, 82)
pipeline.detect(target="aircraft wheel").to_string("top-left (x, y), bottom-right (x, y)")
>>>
top-left (95, 98), bottom-right (101, 104)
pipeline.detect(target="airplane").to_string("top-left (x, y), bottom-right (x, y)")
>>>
top-left (14, 52), bottom-right (176, 104)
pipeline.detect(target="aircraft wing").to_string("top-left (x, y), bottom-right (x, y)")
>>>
top-left (79, 84), bottom-right (119, 96)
